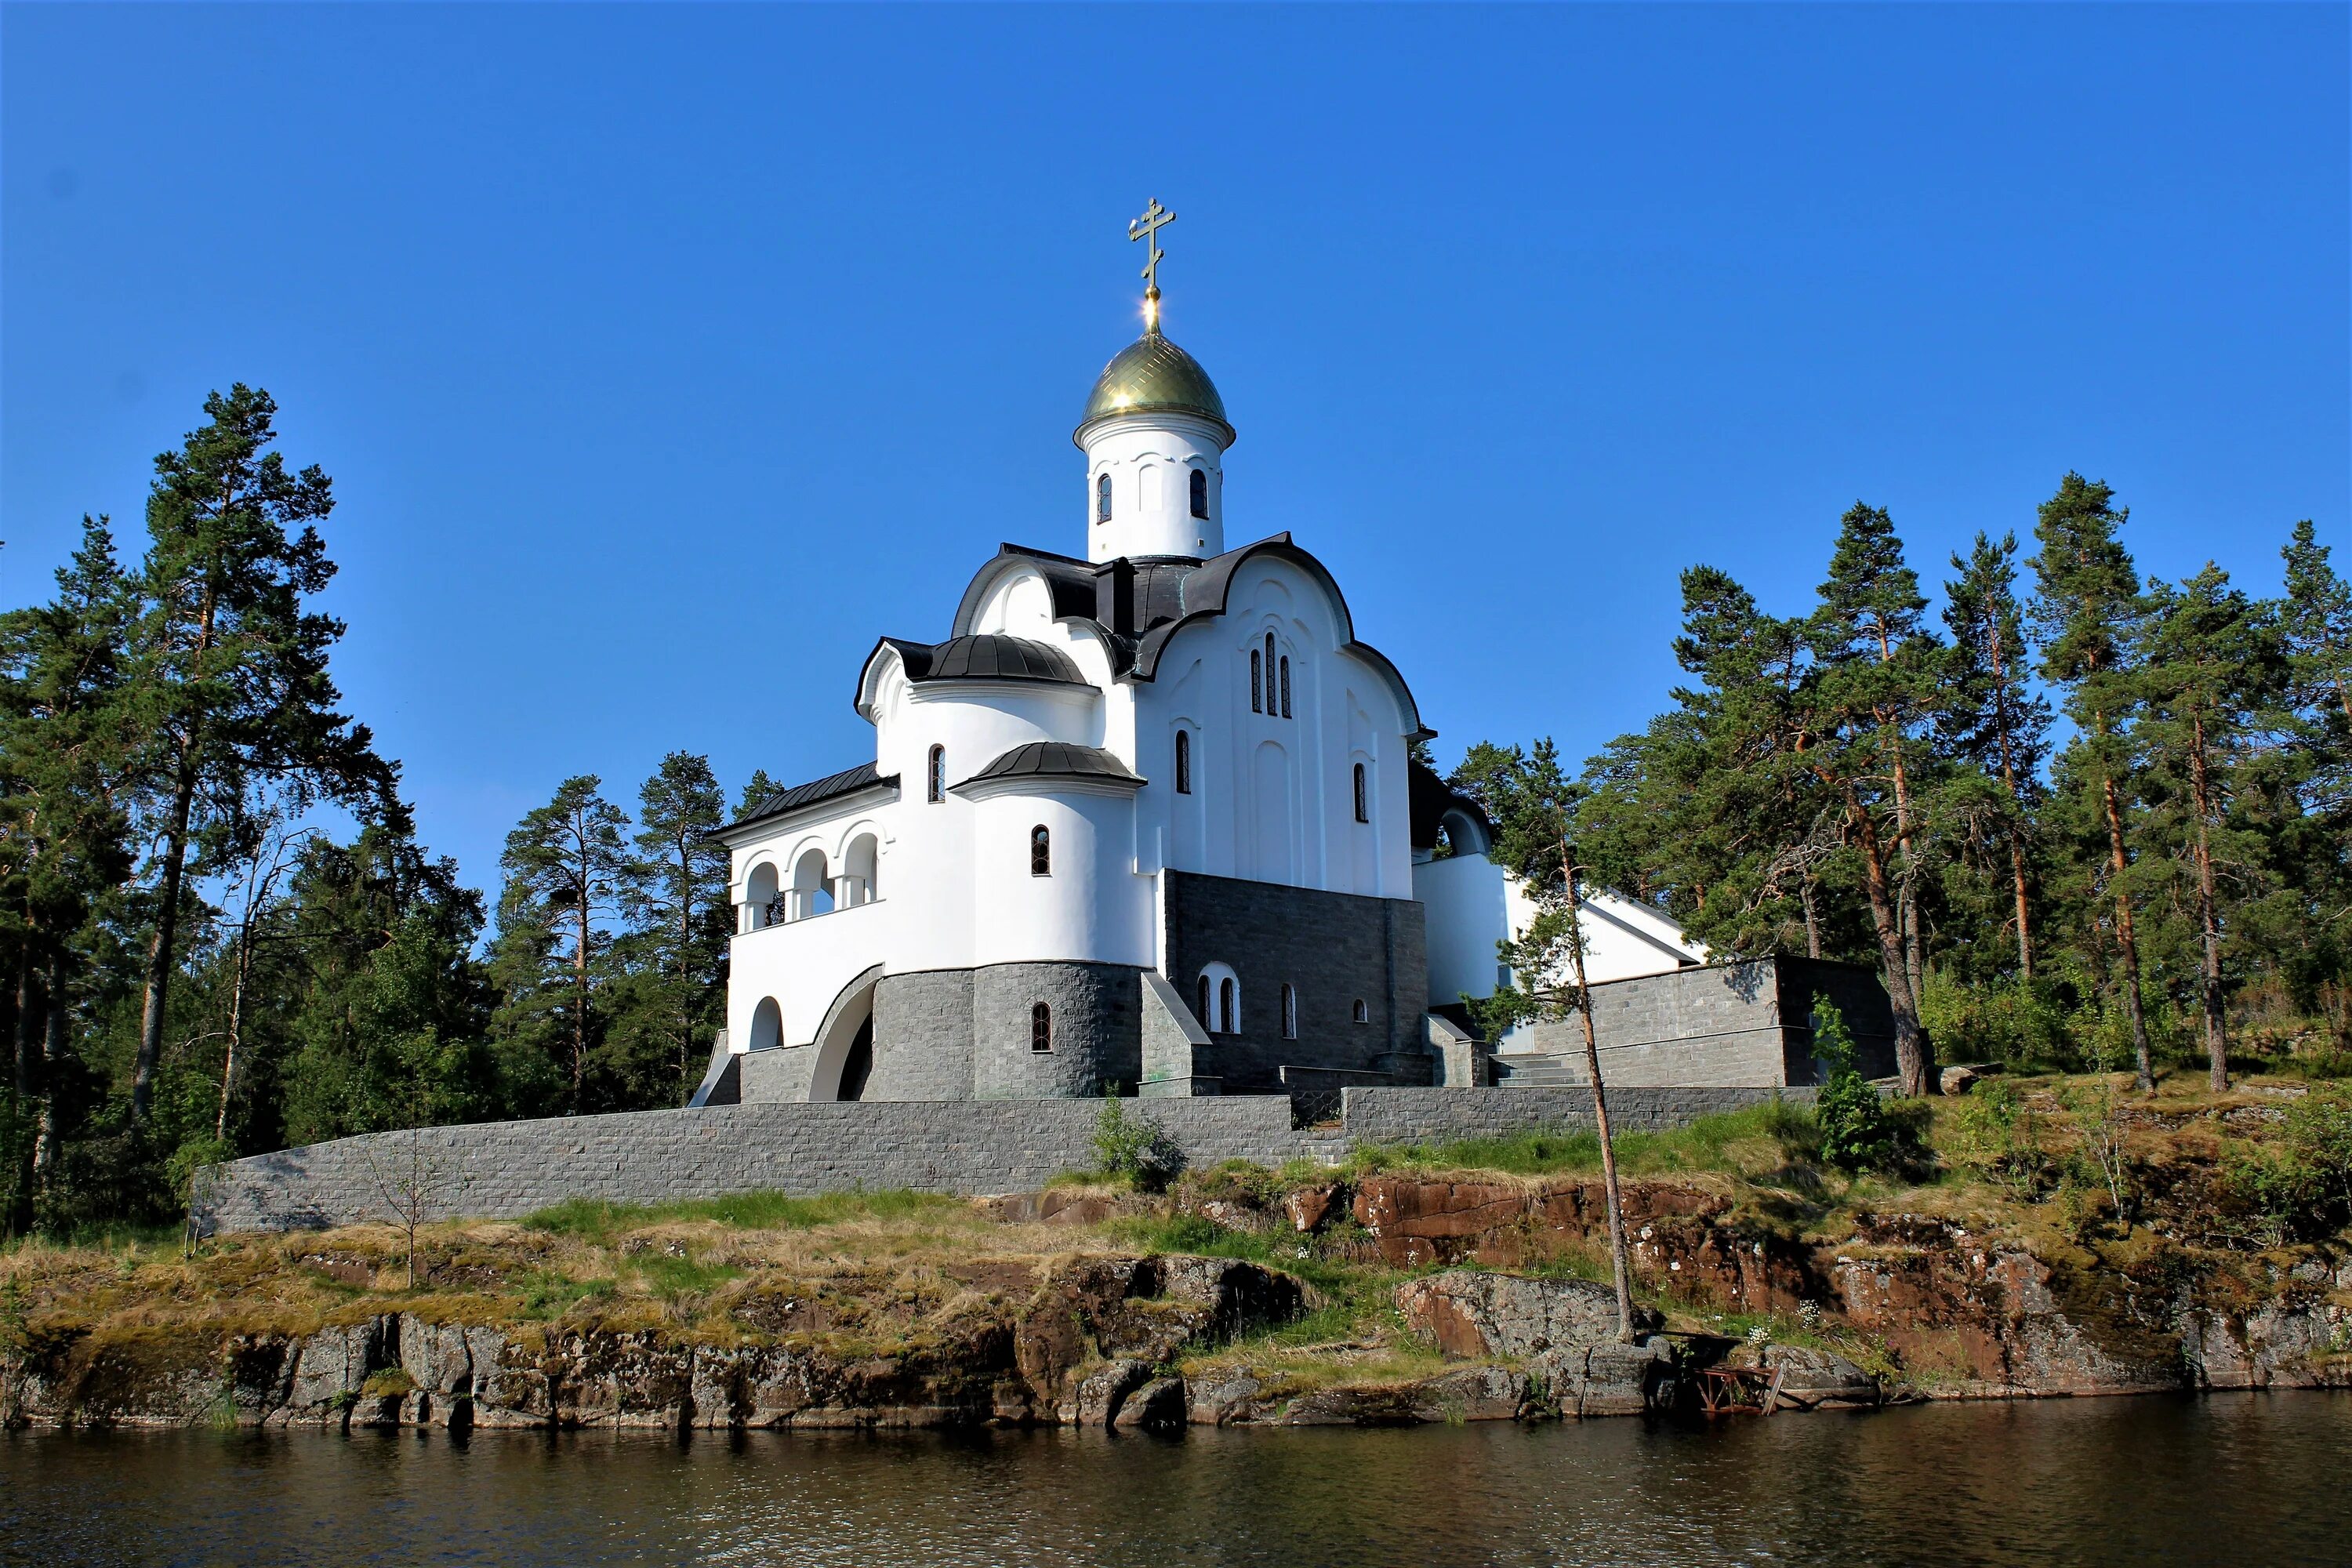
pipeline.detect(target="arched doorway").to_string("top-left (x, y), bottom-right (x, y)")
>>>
top-left (808, 964), bottom-right (884, 1102)
top-left (837, 1015), bottom-right (874, 1102)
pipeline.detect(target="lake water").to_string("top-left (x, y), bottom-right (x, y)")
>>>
top-left (3, 1393), bottom-right (2345, 1567)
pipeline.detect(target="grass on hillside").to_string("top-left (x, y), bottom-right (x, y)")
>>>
top-left (1343, 1099), bottom-right (1824, 1181)
top-left (520, 1188), bottom-right (953, 1241)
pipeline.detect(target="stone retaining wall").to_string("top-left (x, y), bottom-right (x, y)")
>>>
top-left (1336, 1085), bottom-right (1813, 1146)
top-left (196, 1087), bottom-right (1813, 1235)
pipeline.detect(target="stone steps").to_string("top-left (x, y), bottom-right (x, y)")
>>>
top-left (1492, 1057), bottom-right (1590, 1089)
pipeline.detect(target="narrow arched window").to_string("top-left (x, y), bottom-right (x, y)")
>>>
top-left (1220, 978), bottom-right (1237, 1035)
top-left (927, 744), bottom-right (946, 803)
top-left (1189, 467), bottom-right (1208, 520)
top-left (1095, 472), bottom-right (1112, 523)
top-left (1265, 636), bottom-right (1277, 704)
top-left (1032, 1002), bottom-right (1052, 1052)
top-left (1250, 651), bottom-right (1263, 713)
top-left (1352, 998), bottom-right (1370, 1025)
top-left (1197, 975), bottom-right (1213, 1027)
top-left (1282, 983), bottom-right (1298, 1040)
top-left (1030, 824), bottom-right (1051, 876)
top-left (1353, 762), bottom-right (1369, 823)
top-left (1279, 656), bottom-right (1292, 717)
top-left (1175, 729), bottom-right (1192, 794)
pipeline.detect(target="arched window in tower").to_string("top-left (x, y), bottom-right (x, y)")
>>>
top-left (1353, 762), bottom-right (1370, 823)
top-left (1095, 472), bottom-right (1112, 523)
top-left (1032, 1002), bottom-right (1052, 1053)
top-left (1281, 983), bottom-right (1298, 1040)
top-left (1265, 635), bottom-right (1277, 707)
top-left (1219, 978), bottom-right (1237, 1035)
top-left (1189, 467), bottom-right (1208, 520)
top-left (1175, 729), bottom-right (1192, 794)
top-left (1352, 997), bottom-right (1370, 1025)
top-left (927, 745), bottom-right (946, 804)
top-left (1030, 824), bottom-right (1051, 877)
top-left (1197, 975), bottom-right (1212, 1027)
top-left (1279, 656), bottom-right (1292, 717)
top-left (1250, 651), bottom-right (1262, 713)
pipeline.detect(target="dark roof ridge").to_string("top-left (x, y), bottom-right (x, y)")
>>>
top-left (720, 761), bottom-right (898, 836)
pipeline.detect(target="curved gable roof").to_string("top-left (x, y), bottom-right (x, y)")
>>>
top-left (1131, 534), bottom-right (1431, 741)
top-left (933, 537), bottom-right (1429, 742)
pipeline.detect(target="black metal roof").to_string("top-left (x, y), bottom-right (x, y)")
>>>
top-left (955, 742), bottom-right (1145, 791)
top-left (898, 633), bottom-right (1087, 685)
top-left (945, 536), bottom-right (1431, 742)
top-left (1410, 759), bottom-right (1497, 852)
top-left (725, 761), bottom-right (898, 833)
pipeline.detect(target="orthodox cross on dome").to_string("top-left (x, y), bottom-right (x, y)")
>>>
top-left (1128, 198), bottom-right (1174, 332)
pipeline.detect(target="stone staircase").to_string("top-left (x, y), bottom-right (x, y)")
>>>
top-left (1490, 1054), bottom-right (1591, 1090)
top-left (1294, 1128), bottom-right (1352, 1169)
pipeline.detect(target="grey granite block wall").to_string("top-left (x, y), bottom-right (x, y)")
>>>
top-left (869, 969), bottom-right (975, 1100)
top-left (1502, 958), bottom-right (1896, 1087)
top-left (196, 1098), bottom-right (1304, 1235)
top-left (1337, 1085), bottom-right (1817, 1145)
top-left (972, 961), bottom-right (1142, 1098)
top-left (1163, 869), bottom-right (1428, 1092)
top-left (198, 1087), bottom-right (1825, 1236)
top-left (739, 1044), bottom-right (815, 1104)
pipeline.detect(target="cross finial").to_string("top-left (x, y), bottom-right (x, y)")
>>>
top-left (1128, 198), bottom-right (1175, 332)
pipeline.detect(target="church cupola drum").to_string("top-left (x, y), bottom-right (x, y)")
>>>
top-left (1076, 198), bottom-right (1233, 563)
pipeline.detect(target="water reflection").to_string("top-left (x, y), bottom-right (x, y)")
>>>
top-left (3, 1393), bottom-right (2344, 1567)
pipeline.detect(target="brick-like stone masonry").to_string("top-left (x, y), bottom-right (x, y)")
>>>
top-left (195, 1085), bottom-right (1814, 1236)
top-left (1163, 869), bottom-right (1428, 1091)
top-left (1505, 957), bottom-right (1898, 1087)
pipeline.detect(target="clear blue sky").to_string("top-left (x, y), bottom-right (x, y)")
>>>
top-left (5, 4), bottom-right (2346, 901)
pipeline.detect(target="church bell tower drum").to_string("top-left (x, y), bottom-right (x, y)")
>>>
top-left (1075, 199), bottom-right (1235, 564)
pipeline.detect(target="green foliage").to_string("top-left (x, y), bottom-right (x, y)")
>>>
top-left (1352, 1100), bottom-right (1819, 1178)
top-left (1946, 1078), bottom-right (2048, 1196)
top-left (1812, 1001), bottom-right (1895, 1171)
top-left (1091, 1098), bottom-right (1182, 1192)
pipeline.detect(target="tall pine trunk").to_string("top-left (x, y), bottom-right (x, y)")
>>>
top-left (2098, 765), bottom-right (2156, 1092)
top-left (1562, 834), bottom-right (1637, 1343)
top-left (1848, 791), bottom-right (1935, 1096)
top-left (132, 766), bottom-right (198, 1121)
top-left (572, 864), bottom-right (591, 1105)
top-left (34, 954), bottom-right (64, 1183)
top-left (133, 585), bottom-right (215, 1124)
top-left (1989, 626), bottom-right (2034, 978)
top-left (2188, 718), bottom-right (2229, 1092)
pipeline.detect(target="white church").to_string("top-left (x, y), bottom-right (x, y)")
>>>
top-left (698, 209), bottom-right (1715, 1107)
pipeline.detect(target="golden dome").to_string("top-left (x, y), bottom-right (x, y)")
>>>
top-left (1075, 330), bottom-right (1233, 446)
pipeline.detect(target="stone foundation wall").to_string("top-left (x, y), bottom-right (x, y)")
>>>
top-left (195, 1087), bottom-right (1817, 1235)
top-left (1163, 869), bottom-right (1428, 1091)
top-left (1501, 958), bottom-right (1896, 1087)
top-left (196, 1098), bottom-right (1301, 1235)
top-left (1335, 1085), bottom-right (1815, 1146)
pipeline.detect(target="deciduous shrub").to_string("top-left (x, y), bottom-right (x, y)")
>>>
top-left (1093, 1098), bottom-right (1182, 1192)
top-left (1812, 1001), bottom-right (1893, 1172)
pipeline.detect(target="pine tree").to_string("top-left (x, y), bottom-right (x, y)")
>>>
top-left (2281, 520), bottom-right (2352, 731)
top-left (1940, 532), bottom-right (2052, 978)
top-left (1458, 739), bottom-right (1640, 1344)
top-left (118, 387), bottom-right (393, 1123)
top-left (2031, 474), bottom-right (2158, 1090)
top-left (1817, 502), bottom-right (1939, 1000)
top-left (737, 770), bottom-right (780, 819)
top-left (1800, 504), bottom-right (1944, 1096)
top-left (496, 777), bottom-right (629, 1106)
top-left (0, 517), bottom-right (136, 1224)
top-left (2135, 564), bottom-right (2288, 1091)
top-left (617, 753), bottom-right (731, 1094)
